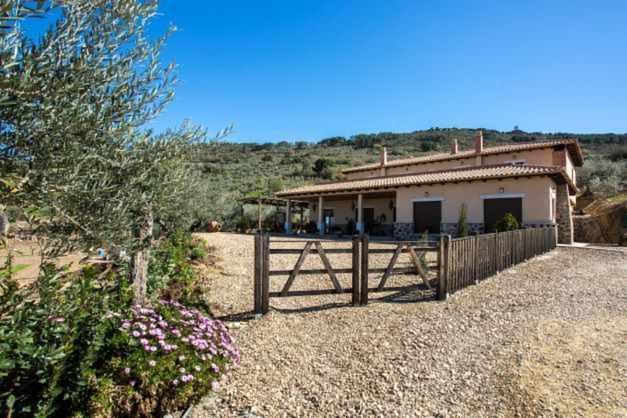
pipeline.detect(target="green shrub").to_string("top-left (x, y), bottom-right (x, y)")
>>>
top-left (148, 231), bottom-right (212, 311)
top-left (0, 264), bottom-right (131, 418)
top-left (456, 204), bottom-right (469, 237)
top-left (495, 213), bottom-right (520, 232)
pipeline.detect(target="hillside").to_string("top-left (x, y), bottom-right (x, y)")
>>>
top-left (191, 128), bottom-right (627, 227)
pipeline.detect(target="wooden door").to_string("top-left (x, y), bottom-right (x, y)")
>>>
top-left (484, 198), bottom-right (522, 232)
top-left (413, 201), bottom-right (441, 234)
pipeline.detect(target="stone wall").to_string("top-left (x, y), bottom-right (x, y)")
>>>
top-left (441, 223), bottom-right (484, 236)
top-left (555, 183), bottom-right (574, 244)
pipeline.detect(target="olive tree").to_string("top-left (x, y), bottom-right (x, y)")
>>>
top-left (0, 0), bottom-right (210, 302)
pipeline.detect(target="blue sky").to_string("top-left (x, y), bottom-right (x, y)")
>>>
top-left (149, 0), bottom-right (627, 141)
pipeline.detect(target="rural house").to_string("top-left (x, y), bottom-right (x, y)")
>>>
top-left (276, 132), bottom-right (582, 244)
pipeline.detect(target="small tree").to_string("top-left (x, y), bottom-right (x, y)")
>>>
top-left (0, 1), bottom-right (211, 303)
top-left (495, 213), bottom-right (520, 232)
top-left (456, 203), bottom-right (469, 237)
top-left (313, 158), bottom-right (333, 177)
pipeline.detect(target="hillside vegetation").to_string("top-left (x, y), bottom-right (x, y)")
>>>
top-left (190, 128), bottom-right (626, 228)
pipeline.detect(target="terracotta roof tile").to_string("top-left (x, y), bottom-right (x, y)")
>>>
top-left (342, 139), bottom-right (583, 173)
top-left (276, 164), bottom-right (575, 197)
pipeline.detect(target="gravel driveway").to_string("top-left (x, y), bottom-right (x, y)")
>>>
top-left (194, 233), bottom-right (626, 417)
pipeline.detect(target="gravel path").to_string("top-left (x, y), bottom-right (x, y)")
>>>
top-left (194, 233), bottom-right (626, 417)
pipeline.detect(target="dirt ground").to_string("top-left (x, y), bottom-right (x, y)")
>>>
top-left (0, 239), bottom-right (85, 285)
top-left (193, 232), bottom-right (626, 418)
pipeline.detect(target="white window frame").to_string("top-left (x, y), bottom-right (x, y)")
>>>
top-left (480, 193), bottom-right (525, 200)
top-left (411, 197), bottom-right (445, 202)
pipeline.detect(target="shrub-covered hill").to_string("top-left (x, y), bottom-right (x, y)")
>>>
top-left (190, 128), bottom-right (626, 227)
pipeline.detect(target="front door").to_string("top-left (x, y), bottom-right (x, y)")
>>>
top-left (413, 201), bottom-right (442, 234)
top-left (484, 198), bottom-right (522, 232)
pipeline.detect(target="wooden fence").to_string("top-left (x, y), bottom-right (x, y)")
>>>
top-left (254, 226), bottom-right (557, 315)
top-left (439, 226), bottom-right (557, 299)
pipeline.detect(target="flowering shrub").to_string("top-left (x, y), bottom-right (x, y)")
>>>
top-left (101, 300), bottom-right (240, 416)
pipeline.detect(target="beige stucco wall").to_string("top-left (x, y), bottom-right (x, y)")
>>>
top-left (481, 147), bottom-right (554, 166)
top-left (395, 176), bottom-right (557, 225)
top-left (564, 151), bottom-right (576, 185)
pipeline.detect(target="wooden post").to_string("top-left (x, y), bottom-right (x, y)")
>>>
top-left (438, 235), bottom-right (450, 300)
top-left (317, 196), bottom-right (324, 235)
top-left (352, 236), bottom-right (361, 307)
top-left (360, 234), bottom-right (369, 306)
top-left (473, 232), bottom-right (479, 284)
top-left (257, 199), bottom-right (262, 231)
top-left (494, 232), bottom-right (501, 274)
top-left (261, 233), bottom-right (270, 314)
top-left (284, 199), bottom-right (292, 234)
top-left (357, 193), bottom-right (364, 234)
top-left (254, 233), bottom-right (262, 316)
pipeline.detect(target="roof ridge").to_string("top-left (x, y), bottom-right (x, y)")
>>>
top-left (342, 138), bottom-right (580, 173)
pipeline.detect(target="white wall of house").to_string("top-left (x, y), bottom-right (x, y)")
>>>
top-left (395, 176), bottom-right (556, 225)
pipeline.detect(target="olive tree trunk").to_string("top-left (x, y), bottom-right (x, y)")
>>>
top-left (132, 210), bottom-right (153, 305)
top-left (0, 211), bottom-right (8, 237)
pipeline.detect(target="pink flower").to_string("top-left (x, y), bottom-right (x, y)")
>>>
top-left (211, 381), bottom-right (220, 391)
top-left (179, 367), bottom-right (186, 373)
top-left (194, 365), bottom-right (201, 372)
top-left (172, 379), bottom-right (179, 386)
top-left (124, 367), bottom-right (131, 375)
top-left (181, 375), bottom-right (189, 382)
top-left (150, 346), bottom-right (157, 352)
top-left (132, 331), bottom-right (141, 337)
top-left (148, 360), bottom-right (156, 367)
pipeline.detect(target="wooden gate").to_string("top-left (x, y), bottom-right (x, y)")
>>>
top-left (253, 234), bottom-right (441, 315)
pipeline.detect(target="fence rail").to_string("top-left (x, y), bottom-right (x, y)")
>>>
top-left (254, 226), bottom-right (558, 315)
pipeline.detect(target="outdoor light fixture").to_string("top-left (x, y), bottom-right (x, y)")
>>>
top-left (424, 191), bottom-right (430, 197)
top-left (499, 187), bottom-right (505, 193)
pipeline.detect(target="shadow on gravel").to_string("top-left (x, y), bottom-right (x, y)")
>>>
top-left (217, 283), bottom-right (436, 319)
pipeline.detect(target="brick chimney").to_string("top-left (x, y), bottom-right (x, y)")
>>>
top-left (380, 146), bottom-right (388, 166)
top-left (450, 138), bottom-right (458, 155)
top-left (475, 130), bottom-right (484, 153)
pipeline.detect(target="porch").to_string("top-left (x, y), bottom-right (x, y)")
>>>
top-left (284, 191), bottom-right (397, 237)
